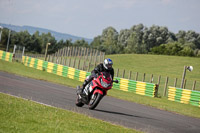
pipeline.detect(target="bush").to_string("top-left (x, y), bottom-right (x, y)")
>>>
top-left (151, 42), bottom-right (195, 57)
top-left (179, 46), bottom-right (195, 56)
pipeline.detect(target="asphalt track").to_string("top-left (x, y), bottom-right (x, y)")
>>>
top-left (0, 71), bottom-right (200, 133)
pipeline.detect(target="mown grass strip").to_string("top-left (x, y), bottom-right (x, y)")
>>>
top-left (0, 93), bottom-right (140, 133)
top-left (0, 60), bottom-right (200, 118)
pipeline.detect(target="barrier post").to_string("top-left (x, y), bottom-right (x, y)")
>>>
top-left (87, 62), bottom-right (90, 72)
top-left (128, 71), bottom-right (132, 79)
top-left (183, 79), bottom-right (187, 89)
top-left (154, 84), bottom-right (159, 97)
top-left (68, 58), bottom-right (71, 67)
top-left (73, 58), bottom-right (76, 68)
top-left (116, 68), bottom-right (119, 77)
top-left (82, 61), bottom-right (85, 71)
top-left (174, 78), bottom-right (177, 87)
top-left (180, 66), bottom-right (187, 88)
top-left (150, 74), bottom-right (153, 83)
top-left (77, 59), bottom-right (81, 69)
top-left (192, 80), bottom-right (196, 90)
top-left (163, 77), bottom-right (169, 96)
top-left (122, 69), bottom-right (125, 78)
top-left (86, 48), bottom-right (89, 61)
top-left (135, 72), bottom-right (138, 81)
top-left (157, 75), bottom-right (161, 86)
top-left (142, 73), bottom-right (146, 82)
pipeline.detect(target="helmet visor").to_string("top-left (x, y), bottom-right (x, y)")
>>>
top-left (107, 64), bottom-right (112, 69)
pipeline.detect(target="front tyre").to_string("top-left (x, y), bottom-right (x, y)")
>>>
top-left (88, 93), bottom-right (103, 110)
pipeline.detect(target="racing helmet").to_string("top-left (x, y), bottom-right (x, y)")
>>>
top-left (103, 58), bottom-right (113, 70)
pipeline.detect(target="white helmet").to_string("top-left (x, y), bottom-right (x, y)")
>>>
top-left (103, 58), bottom-right (113, 70)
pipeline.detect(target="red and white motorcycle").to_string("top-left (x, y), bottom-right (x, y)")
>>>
top-left (76, 72), bottom-right (118, 110)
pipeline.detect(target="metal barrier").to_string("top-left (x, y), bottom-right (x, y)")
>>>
top-left (0, 50), bottom-right (13, 62)
top-left (168, 86), bottom-right (200, 107)
top-left (22, 56), bottom-right (91, 82)
top-left (113, 77), bottom-right (158, 97)
top-left (22, 56), bottom-right (158, 97)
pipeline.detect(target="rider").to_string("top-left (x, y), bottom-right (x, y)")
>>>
top-left (79, 58), bottom-right (114, 93)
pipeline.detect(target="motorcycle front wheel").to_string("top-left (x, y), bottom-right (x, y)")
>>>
top-left (88, 93), bottom-right (103, 110)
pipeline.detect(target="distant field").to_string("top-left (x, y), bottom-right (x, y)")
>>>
top-left (106, 54), bottom-right (200, 95)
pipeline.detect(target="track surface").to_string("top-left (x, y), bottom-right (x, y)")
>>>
top-left (0, 71), bottom-right (200, 133)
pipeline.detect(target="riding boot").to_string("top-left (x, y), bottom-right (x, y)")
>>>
top-left (79, 80), bottom-right (89, 93)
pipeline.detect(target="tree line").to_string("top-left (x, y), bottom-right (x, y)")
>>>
top-left (0, 28), bottom-right (89, 54)
top-left (91, 24), bottom-right (200, 57)
top-left (0, 23), bottom-right (200, 57)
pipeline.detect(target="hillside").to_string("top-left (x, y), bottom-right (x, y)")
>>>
top-left (0, 23), bottom-right (93, 43)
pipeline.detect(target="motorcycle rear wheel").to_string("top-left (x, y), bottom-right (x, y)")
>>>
top-left (88, 93), bottom-right (103, 110)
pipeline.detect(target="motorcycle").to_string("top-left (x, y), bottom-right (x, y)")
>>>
top-left (76, 72), bottom-right (118, 110)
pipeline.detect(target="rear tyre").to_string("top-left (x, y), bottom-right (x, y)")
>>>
top-left (75, 96), bottom-right (84, 107)
top-left (88, 93), bottom-right (103, 110)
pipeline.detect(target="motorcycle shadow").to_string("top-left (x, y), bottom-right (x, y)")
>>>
top-left (94, 109), bottom-right (157, 120)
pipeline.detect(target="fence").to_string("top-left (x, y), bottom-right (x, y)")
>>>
top-left (0, 50), bottom-right (13, 62)
top-left (22, 56), bottom-right (158, 97)
top-left (168, 86), bottom-right (200, 107)
top-left (23, 46), bottom-right (105, 72)
top-left (113, 77), bottom-right (158, 97)
top-left (114, 68), bottom-right (200, 97)
top-left (24, 53), bottom-right (44, 58)
top-left (47, 46), bottom-right (105, 65)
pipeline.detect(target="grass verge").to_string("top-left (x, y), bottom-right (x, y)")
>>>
top-left (0, 60), bottom-right (200, 118)
top-left (0, 93), bottom-right (140, 133)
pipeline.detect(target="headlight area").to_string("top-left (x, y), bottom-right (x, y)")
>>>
top-left (100, 79), bottom-right (110, 88)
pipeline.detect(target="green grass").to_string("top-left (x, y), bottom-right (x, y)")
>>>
top-left (0, 93), bottom-right (140, 133)
top-left (107, 54), bottom-right (200, 95)
top-left (0, 59), bottom-right (200, 119)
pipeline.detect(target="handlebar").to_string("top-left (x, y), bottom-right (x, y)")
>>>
top-left (95, 70), bottom-right (118, 83)
top-left (112, 80), bottom-right (119, 83)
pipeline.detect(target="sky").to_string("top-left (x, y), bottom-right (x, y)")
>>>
top-left (0, 0), bottom-right (200, 39)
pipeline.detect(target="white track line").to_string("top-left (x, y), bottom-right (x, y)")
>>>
top-left (0, 92), bottom-right (58, 109)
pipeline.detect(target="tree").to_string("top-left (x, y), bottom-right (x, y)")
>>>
top-left (73, 39), bottom-right (89, 47)
top-left (0, 28), bottom-right (11, 51)
top-left (145, 25), bottom-right (175, 51)
top-left (130, 24), bottom-right (147, 53)
top-left (117, 29), bottom-right (131, 47)
top-left (91, 36), bottom-right (103, 50)
top-left (101, 27), bottom-right (119, 54)
top-left (28, 31), bottom-right (42, 53)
